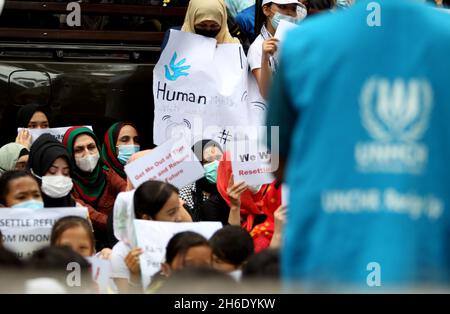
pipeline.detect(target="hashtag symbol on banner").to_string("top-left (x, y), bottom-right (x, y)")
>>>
top-left (218, 130), bottom-right (232, 144)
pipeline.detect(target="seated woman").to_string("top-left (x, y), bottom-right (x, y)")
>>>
top-left (63, 126), bottom-right (126, 250)
top-left (179, 139), bottom-right (227, 221)
top-left (15, 103), bottom-right (51, 149)
top-left (101, 122), bottom-right (140, 188)
top-left (27, 134), bottom-right (76, 207)
top-left (110, 180), bottom-right (193, 293)
top-left (0, 143), bottom-right (29, 175)
top-left (0, 170), bottom-right (43, 208)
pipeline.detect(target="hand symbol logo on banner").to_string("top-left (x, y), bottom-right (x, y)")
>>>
top-left (164, 52), bottom-right (191, 81)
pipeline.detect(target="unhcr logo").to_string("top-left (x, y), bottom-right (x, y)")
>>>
top-left (355, 77), bottom-right (433, 175)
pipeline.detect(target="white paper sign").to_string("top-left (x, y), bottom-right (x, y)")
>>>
top-left (0, 207), bottom-right (88, 258)
top-left (134, 220), bottom-right (222, 289)
top-left (231, 144), bottom-right (275, 186)
top-left (125, 137), bottom-right (204, 189)
top-left (274, 19), bottom-right (297, 42)
top-left (87, 256), bottom-right (113, 294)
top-left (113, 190), bottom-right (136, 247)
top-left (153, 30), bottom-right (254, 147)
top-left (17, 126), bottom-right (93, 144)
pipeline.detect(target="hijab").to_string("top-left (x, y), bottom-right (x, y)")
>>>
top-left (63, 126), bottom-right (106, 206)
top-left (0, 143), bottom-right (28, 175)
top-left (17, 103), bottom-right (50, 128)
top-left (181, 0), bottom-right (240, 44)
top-left (101, 122), bottom-right (138, 179)
top-left (27, 134), bottom-right (75, 207)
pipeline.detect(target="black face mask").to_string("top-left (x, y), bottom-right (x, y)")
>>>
top-left (194, 27), bottom-right (220, 38)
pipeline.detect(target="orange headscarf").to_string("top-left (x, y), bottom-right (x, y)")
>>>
top-left (181, 0), bottom-right (240, 44)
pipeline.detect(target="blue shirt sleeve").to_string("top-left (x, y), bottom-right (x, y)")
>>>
top-left (266, 57), bottom-right (298, 159)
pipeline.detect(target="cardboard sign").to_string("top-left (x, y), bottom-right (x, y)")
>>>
top-left (125, 137), bottom-right (204, 189)
top-left (17, 126), bottom-right (93, 144)
top-left (0, 207), bottom-right (88, 258)
top-left (153, 30), bottom-right (254, 147)
top-left (134, 220), bottom-right (222, 289)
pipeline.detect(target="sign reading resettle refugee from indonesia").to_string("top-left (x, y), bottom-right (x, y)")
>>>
top-left (153, 29), bottom-right (257, 147)
top-left (134, 220), bottom-right (222, 289)
top-left (0, 207), bottom-right (88, 259)
top-left (124, 137), bottom-right (204, 189)
top-left (17, 126), bottom-right (93, 144)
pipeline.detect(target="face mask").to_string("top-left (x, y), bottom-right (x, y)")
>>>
top-left (41, 175), bottom-right (73, 198)
top-left (203, 160), bottom-right (219, 184)
top-left (117, 145), bottom-right (140, 165)
top-left (271, 11), bottom-right (302, 29)
top-left (76, 153), bottom-right (100, 173)
top-left (12, 199), bottom-right (44, 209)
top-left (194, 27), bottom-right (220, 38)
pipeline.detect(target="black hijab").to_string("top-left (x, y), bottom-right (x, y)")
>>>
top-left (192, 139), bottom-right (223, 195)
top-left (17, 103), bottom-right (50, 128)
top-left (27, 133), bottom-right (75, 207)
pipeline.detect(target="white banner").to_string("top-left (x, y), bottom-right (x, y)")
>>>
top-left (153, 30), bottom-right (253, 147)
top-left (17, 126), bottom-right (93, 144)
top-left (0, 207), bottom-right (88, 258)
top-left (134, 220), bottom-right (222, 289)
top-left (124, 137), bottom-right (204, 189)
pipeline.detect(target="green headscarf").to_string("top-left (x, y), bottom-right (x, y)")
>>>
top-left (0, 143), bottom-right (28, 175)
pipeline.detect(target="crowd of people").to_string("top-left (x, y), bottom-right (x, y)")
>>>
top-left (1, 0), bottom-right (450, 294)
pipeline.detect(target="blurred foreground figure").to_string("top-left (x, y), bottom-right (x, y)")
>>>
top-left (268, 0), bottom-right (450, 291)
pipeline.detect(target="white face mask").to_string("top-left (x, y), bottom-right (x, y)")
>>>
top-left (76, 153), bottom-right (100, 173)
top-left (41, 175), bottom-right (73, 198)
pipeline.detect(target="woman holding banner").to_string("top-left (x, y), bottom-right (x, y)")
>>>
top-left (15, 103), bottom-right (51, 150)
top-left (101, 122), bottom-right (140, 188)
top-left (63, 126), bottom-right (126, 250)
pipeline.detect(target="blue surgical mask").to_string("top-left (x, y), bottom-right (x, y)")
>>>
top-left (117, 144), bottom-right (140, 165)
top-left (203, 160), bottom-right (219, 184)
top-left (12, 199), bottom-right (44, 209)
top-left (271, 11), bottom-right (302, 30)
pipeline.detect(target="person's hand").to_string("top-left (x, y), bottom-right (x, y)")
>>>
top-left (124, 247), bottom-right (143, 275)
top-left (98, 248), bottom-right (112, 260)
top-left (15, 129), bottom-right (32, 149)
top-left (262, 38), bottom-right (279, 61)
top-left (227, 175), bottom-right (247, 208)
top-left (273, 205), bottom-right (287, 233)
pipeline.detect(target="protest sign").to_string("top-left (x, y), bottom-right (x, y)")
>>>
top-left (125, 137), bottom-right (204, 189)
top-left (274, 19), bottom-right (297, 41)
top-left (231, 142), bottom-right (275, 186)
top-left (113, 190), bottom-right (136, 247)
top-left (87, 256), bottom-right (113, 294)
top-left (17, 126), bottom-right (93, 144)
top-left (0, 207), bottom-right (88, 258)
top-left (153, 30), bottom-right (253, 147)
top-left (134, 220), bottom-right (222, 289)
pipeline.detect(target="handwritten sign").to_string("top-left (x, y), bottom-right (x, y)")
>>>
top-left (113, 190), bottom-right (136, 247)
top-left (125, 137), bottom-right (204, 189)
top-left (87, 256), bottom-right (113, 294)
top-left (231, 147), bottom-right (275, 186)
top-left (17, 126), bottom-right (93, 144)
top-left (0, 207), bottom-right (88, 259)
top-left (134, 220), bottom-right (222, 289)
top-left (153, 30), bottom-right (254, 146)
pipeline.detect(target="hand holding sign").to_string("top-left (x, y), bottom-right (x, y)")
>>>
top-left (15, 129), bottom-right (32, 149)
top-left (125, 247), bottom-right (144, 275)
top-left (227, 175), bottom-right (248, 208)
